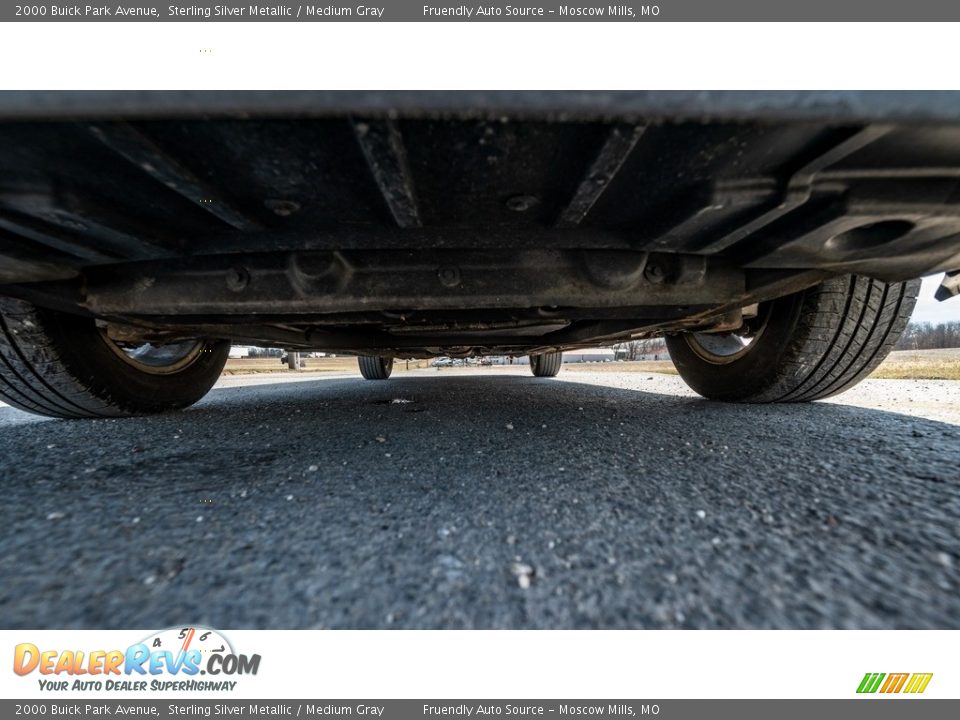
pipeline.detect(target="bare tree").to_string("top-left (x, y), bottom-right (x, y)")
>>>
top-left (896, 321), bottom-right (960, 350)
top-left (614, 338), bottom-right (668, 360)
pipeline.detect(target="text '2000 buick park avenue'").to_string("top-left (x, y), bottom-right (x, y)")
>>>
top-left (0, 91), bottom-right (958, 418)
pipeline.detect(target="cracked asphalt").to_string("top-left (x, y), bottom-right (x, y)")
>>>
top-left (1, 369), bottom-right (958, 629)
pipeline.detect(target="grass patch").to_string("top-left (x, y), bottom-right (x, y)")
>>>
top-left (222, 357), bottom-right (432, 375)
top-left (562, 361), bottom-right (678, 375)
top-left (870, 362), bottom-right (960, 381)
top-left (869, 349), bottom-right (960, 380)
top-left (222, 352), bottom-right (959, 381)
top-left (223, 357), bottom-right (357, 375)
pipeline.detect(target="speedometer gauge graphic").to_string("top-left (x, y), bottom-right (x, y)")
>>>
top-left (141, 626), bottom-right (234, 657)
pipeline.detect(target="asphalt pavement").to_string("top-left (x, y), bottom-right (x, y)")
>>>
top-left (1, 369), bottom-right (958, 629)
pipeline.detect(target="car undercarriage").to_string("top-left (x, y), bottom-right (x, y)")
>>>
top-left (0, 91), bottom-right (958, 415)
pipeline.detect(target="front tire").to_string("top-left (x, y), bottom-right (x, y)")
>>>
top-left (665, 275), bottom-right (920, 403)
top-left (529, 351), bottom-right (562, 377)
top-left (0, 297), bottom-right (229, 419)
top-left (358, 355), bottom-right (393, 380)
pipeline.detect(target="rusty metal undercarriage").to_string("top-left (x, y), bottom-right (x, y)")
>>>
top-left (1, 91), bottom-right (959, 357)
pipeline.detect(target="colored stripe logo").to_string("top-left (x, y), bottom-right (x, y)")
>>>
top-left (857, 672), bottom-right (933, 694)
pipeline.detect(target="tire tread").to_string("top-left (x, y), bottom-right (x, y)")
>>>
top-left (358, 355), bottom-right (392, 380)
top-left (0, 296), bottom-right (228, 419)
top-left (763, 276), bottom-right (918, 402)
top-left (666, 274), bottom-right (920, 403)
top-left (0, 300), bottom-right (110, 417)
top-left (530, 351), bottom-right (563, 377)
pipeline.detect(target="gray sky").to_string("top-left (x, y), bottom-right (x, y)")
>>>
top-left (912, 273), bottom-right (959, 324)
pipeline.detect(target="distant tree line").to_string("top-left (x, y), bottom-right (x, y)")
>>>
top-left (246, 347), bottom-right (284, 358)
top-left (895, 321), bottom-right (960, 350)
top-left (613, 338), bottom-right (669, 360)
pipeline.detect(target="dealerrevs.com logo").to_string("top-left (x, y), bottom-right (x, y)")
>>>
top-left (857, 673), bottom-right (933, 694)
top-left (13, 627), bottom-right (261, 693)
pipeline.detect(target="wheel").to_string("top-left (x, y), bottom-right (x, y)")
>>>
top-left (0, 297), bottom-right (229, 419)
top-left (665, 274), bottom-right (921, 403)
top-left (529, 351), bottom-right (563, 377)
top-left (358, 355), bottom-right (393, 380)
